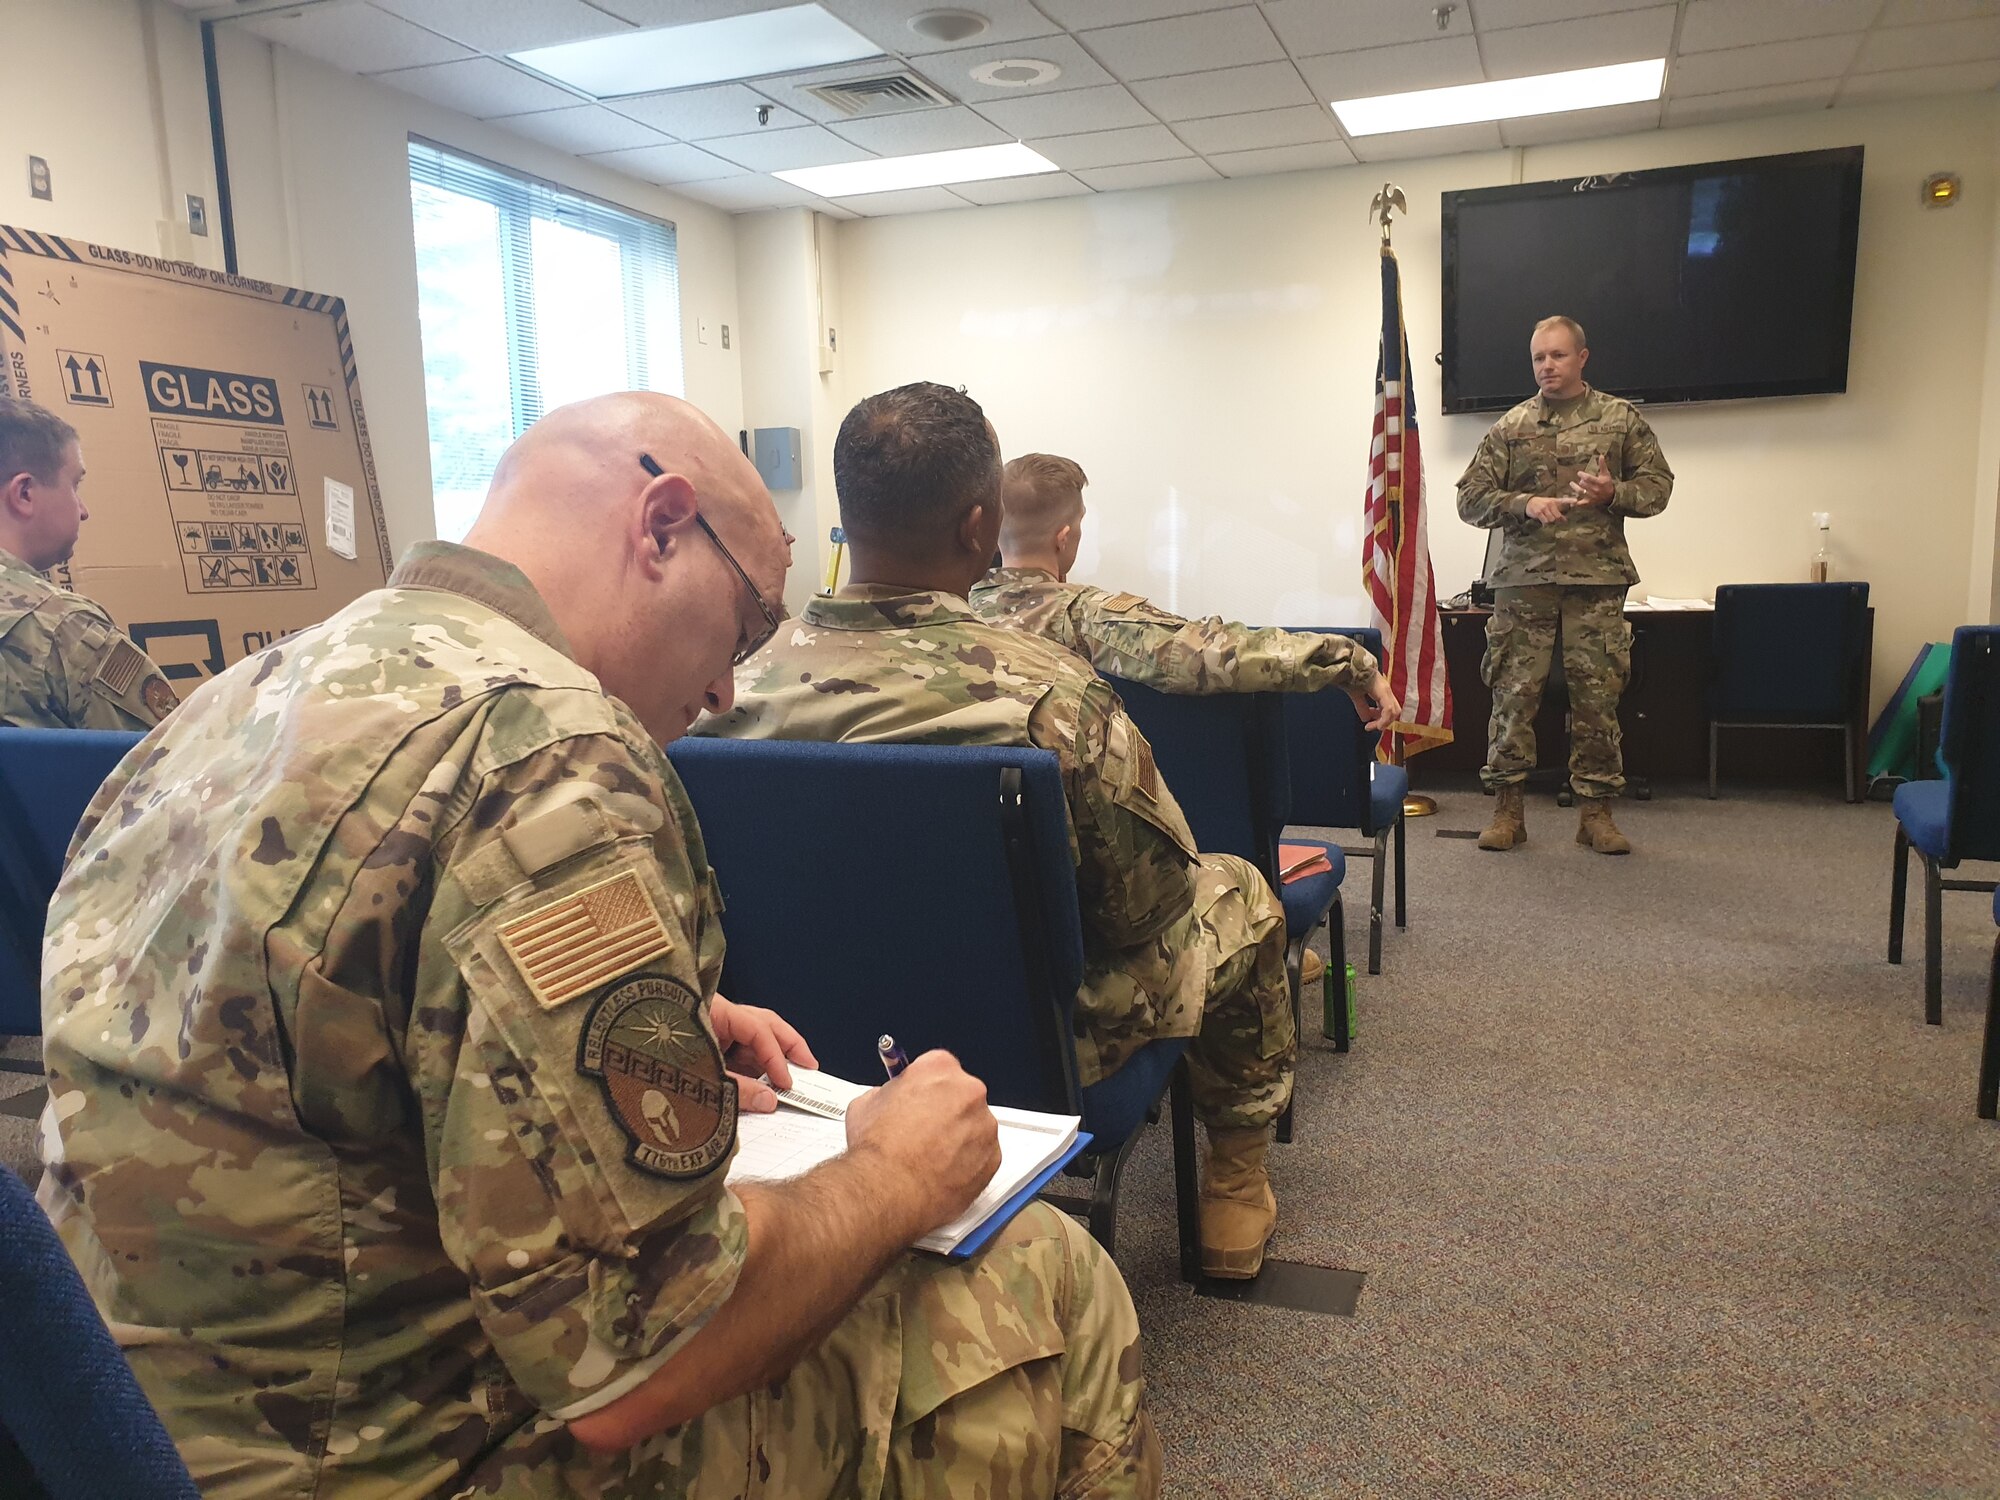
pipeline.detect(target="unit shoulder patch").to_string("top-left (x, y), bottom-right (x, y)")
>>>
top-left (578, 975), bottom-right (736, 1179)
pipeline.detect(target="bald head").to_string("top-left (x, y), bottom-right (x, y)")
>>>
top-left (464, 392), bottom-right (790, 743)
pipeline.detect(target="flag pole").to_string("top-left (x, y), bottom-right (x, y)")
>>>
top-left (1367, 183), bottom-right (1439, 819)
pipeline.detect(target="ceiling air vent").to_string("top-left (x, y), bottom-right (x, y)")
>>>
top-left (805, 72), bottom-right (952, 117)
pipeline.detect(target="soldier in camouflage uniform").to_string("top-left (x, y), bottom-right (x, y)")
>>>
top-left (40, 393), bottom-right (1159, 1498)
top-left (971, 453), bottom-right (1400, 724)
top-left (1456, 317), bottom-right (1673, 855)
top-left (0, 396), bottom-right (177, 729)
top-left (699, 385), bottom-right (1296, 1280)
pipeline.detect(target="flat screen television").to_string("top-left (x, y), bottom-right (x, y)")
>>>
top-left (1440, 147), bottom-right (1865, 414)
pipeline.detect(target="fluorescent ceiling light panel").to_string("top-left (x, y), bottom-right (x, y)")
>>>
top-left (776, 142), bottom-right (1059, 197)
top-left (1331, 58), bottom-right (1666, 137)
top-left (513, 5), bottom-right (880, 99)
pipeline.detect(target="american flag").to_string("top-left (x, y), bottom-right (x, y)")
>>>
top-left (1361, 246), bottom-right (1453, 759)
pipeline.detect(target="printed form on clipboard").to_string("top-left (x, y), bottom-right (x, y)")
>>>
top-left (727, 1067), bottom-right (1090, 1259)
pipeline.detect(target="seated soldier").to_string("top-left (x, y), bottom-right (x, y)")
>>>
top-left (698, 382), bottom-right (1296, 1280)
top-left (40, 392), bottom-right (1159, 1499)
top-left (1, 396), bottom-right (177, 728)
top-left (970, 450), bottom-right (1401, 990)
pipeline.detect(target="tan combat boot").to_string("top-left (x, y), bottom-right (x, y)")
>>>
top-left (1576, 799), bottom-right (1632, 855)
top-left (1300, 948), bottom-right (1325, 988)
top-left (1199, 1126), bottom-right (1277, 1279)
top-left (1477, 785), bottom-right (1527, 850)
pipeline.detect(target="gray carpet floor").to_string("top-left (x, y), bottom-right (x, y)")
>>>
top-left (5, 784), bottom-right (1995, 1496)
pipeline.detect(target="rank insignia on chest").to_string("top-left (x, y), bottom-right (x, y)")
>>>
top-left (498, 869), bottom-right (674, 1010)
top-left (578, 975), bottom-right (736, 1178)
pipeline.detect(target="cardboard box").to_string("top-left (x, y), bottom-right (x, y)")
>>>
top-left (0, 225), bottom-right (393, 689)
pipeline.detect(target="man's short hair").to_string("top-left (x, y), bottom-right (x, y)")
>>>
top-left (0, 397), bottom-right (77, 485)
top-left (833, 382), bottom-right (1000, 546)
top-left (1003, 453), bottom-right (1088, 506)
top-left (1533, 315), bottom-right (1588, 350)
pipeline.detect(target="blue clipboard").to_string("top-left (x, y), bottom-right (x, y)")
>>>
top-left (940, 1132), bottom-right (1093, 1260)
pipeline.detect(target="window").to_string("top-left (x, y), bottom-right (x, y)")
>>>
top-left (408, 140), bottom-right (684, 541)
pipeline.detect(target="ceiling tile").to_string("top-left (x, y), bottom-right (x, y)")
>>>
top-left (1205, 139), bottom-right (1358, 176)
top-left (586, 0), bottom-right (785, 24)
top-left (703, 124), bottom-right (877, 171)
top-left (1028, 124), bottom-right (1193, 170)
top-left (1128, 61), bottom-right (1314, 121)
top-left (835, 185), bottom-right (973, 214)
top-left (1080, 8), bottom-right (1286, 83)
top-left (241, 4), bottom-right (473, 75)
top-left (1876, 0), bottom-right (2000, 23)
top-left (670, 175), bottom-right (834, 212)
top-left (1076, 157), bottom-right (1223, 190)
top-left (371, 0), bottom-right (631, 53)
top-left (1296, 37), bottom-right (1484, 103)
top-left (1668, 34), bottom-right (1865, 95)
top-left (1497, 99), bottom-right (1661, 145)
top-left (1471, 0), bottom-right (1670, 28)
top-left (1661, 79), bottom-right (1837, 125)
top-left (377, 57), bottom-right (585, 118)
top-left (1175, 103), bottom-right (1341, 153)
top-left (494, 104), bottom-right (672, 154)
top-left (974, 84), bottom-right (1157, 136)
top-left (612, 84), bottom-right (807, 139)
top-left (582, 142), bottom-right (746, 184)
top-left (949, 172), bottom-right (1094, 204)
top-left (1679, 0), bottom-right (1879, 52)
top-left (1264, 0), bottom-right (1474, 56)
top-left (1040, 0), bottom-right (1239, 25)
top-left (921, 34), bottom-right (1114, 98)
top-left (817, 0), bottom-right (1061, 56)
top-left (1854, 15), bottom-right (2000, 69)
top-left (1348, 120), bottom-right (1502, 161)
top-left (753, 60), bottom-right (953, 123)
top-left (1838, 56), bottom-right (2000, 99)
top-left (825, 106), bottom-right (1011, 154)
top-left (1480, 6), bottom-right (1677, 79)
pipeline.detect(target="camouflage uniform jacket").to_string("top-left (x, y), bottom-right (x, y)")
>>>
top-left (0, 545), bottom-right (177, 728)
top-left (970, 566), bottom-right (1380, 694)
top-left (697, 585), bottom-right (1212, 1086)
top-left (1455, 386), bottom-right (1674, 587)
top-left (40, 541), bottom-right (747, 1498)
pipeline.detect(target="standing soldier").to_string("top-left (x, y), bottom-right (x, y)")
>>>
top-left (0, 396), bottom-right (177, 729)
top-left (1456, 317), bottom-right (1673, 854)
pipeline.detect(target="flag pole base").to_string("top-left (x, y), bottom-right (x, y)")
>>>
top-left (1402, 793), bottom-right (1438, 819)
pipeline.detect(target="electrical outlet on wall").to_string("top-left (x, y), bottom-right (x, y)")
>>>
top-left (28, 156), bottom-right (51, 201)
top-left (720, 324), bottom-right (730, 350)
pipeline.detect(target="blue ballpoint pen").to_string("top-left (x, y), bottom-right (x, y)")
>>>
top-left (876, 1033), bottom-right (909, 1079)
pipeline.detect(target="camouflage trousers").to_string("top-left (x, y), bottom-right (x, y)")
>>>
top-left (459, 1204), bottom-right (1160, 1499)
top-left (1479, 584), bottom-right (1631, 799)
top-left (1186, 853), bottom-right (1296, 1131)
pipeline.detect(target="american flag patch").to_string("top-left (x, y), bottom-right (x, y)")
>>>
top-left (497, 869), bottom-right (674, 1010)
top-left (96, 639), bottom-right (146, 696)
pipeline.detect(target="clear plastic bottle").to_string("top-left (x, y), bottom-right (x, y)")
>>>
top-left (1811, 512), bottom-right (1832, 583)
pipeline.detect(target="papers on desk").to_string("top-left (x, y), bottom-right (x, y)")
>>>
top-left (727, 1067), bottom-right (1089, 1258)
top-left (1633, 595), bottom-right (1714, 611)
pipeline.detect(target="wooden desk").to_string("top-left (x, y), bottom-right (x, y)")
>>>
top-left (1412, 605), bottom-right (1871, 790)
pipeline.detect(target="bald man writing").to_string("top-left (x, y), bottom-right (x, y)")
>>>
top-left (39, 394), bottom-right (1160, 1499)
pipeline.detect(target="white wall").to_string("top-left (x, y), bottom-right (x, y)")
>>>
top-left (3, 0), bottom-right (746, 557)
top-left (826, 94), bottom-right (2000, 710)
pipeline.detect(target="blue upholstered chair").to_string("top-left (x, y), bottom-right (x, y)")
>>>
top-left (1982, 888), bottom-right (2000, 1121)
top-left (1890, 628), bottom-right (2000, 1026)
top-left (1102, 678), bottom-right (1344, 1146)
top-left (0, 729), bottom-right (144, 1038)
top-left (1710, 582), bottom-right (1871, 801)
top-left (0, 1164), bottom-right (199, 1499)
top-left (1278, 625), bottom-right (1406, 976)
top-left (665, 738), bottom-right (1201, 1275)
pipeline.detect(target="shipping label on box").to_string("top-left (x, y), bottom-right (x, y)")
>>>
top-left (0, 225), bottom-right (394, 691)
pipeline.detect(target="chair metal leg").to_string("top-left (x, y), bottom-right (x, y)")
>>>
top-left (1844, 724), bottom-right (1858, 804)
top-left (1276, 935), bottom-right (1303, 1145)
top-left (1924, 855), bottom-right (1943, 1027)
top-left (1082, 1131), bottom-right (1139, 1255)
top-left (1393, 812), bottom-right (1407, 929)
top-left (1329, 901), bottom-right (1350, 1056)
top-left (1708, 720), bottom-right (1719, 799)
top-left (1170, 1061), bottom-right (1201, 1283)
top-left (1888, 824), bottom-right (1910, 964)
top-left (1980, 933), bottom-right (2000, 1120)
top-left (1368, 828), bottom-right (1386, 976)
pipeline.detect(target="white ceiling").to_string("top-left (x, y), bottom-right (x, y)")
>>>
top-left (183, 0), bottom-right (2000, 217)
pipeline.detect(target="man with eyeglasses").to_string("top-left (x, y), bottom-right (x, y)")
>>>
top-left (40, 392), bottom-right (1160, 1499)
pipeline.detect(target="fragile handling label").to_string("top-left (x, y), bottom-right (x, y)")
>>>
top-left (325, 476), bottom-right (357, 561)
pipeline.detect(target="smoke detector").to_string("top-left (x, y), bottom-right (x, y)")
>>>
top-left (909, 9), bottom-right (990, 44)
top-left (970, 57), bottom-right (1062, 88)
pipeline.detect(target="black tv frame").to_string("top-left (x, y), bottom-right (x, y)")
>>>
top-left (1439, 146), bottom-right (1866, 415)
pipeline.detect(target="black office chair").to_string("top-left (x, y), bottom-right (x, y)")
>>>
top-left (1709, 582), bottom-right (1870, 801)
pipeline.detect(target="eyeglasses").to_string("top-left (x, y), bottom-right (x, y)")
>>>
top-left (640, 453), bottom-right (789, 665)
